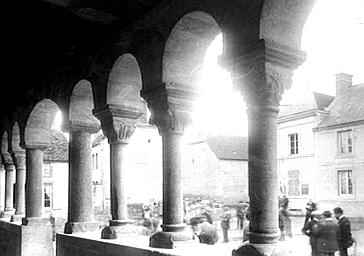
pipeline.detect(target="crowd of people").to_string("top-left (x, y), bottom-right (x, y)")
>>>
top-left (140, 197), bottom-right (356, 254)
top-left (302, 207), bottom-right (355, 256)
top-left (140, 198), bottom-right (250, 245)
top-left (278, 196), bottom-right (355, 256)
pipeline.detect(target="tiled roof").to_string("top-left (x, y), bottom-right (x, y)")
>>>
top-left (205, 135), bottom-right (248, 161)
top-left (279, 91), bottom-right (334, 118)
top-left (317, 84), bottom-right (364, 128)
top-left (43, 130), bottom-right (68, 162)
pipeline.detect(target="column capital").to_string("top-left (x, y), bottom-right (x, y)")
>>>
top-left (12, 150), bottom-right (26, 169)
top-left (141, 83), bottom-right (197, 135)
top-left (62, 121), bottom-right (100, 134)
top-left (20, 142), bottom-right (50, 150)
top-left (219, 39), bottom-right (306, 110)
top-left (93, 104), bottom-right (143, 144)
top-left (2, 152), bottom-right (14, 168)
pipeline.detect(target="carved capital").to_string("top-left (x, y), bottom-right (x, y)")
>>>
top-left (242, 63), bottom-right (293, 111)
top-left (12, 151), bottom-right (26, 169)
top-left (141, 83), bottom-right (197, 135)
top-left (93, 104), bottom-right (143, 144)
top-left (2, 152), bottom-right (14, 167)
top-left (105, 119), bottom-right (136, 144)
top-left (220, 39), bottom-right (300, 111)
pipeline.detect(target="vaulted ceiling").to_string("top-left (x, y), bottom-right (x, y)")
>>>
top-left (0, 0), bottom-right (159, 115)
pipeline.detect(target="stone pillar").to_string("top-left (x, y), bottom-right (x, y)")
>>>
top-left (0, 163), bottom-right (5, 212)
top-left (94, 105), bottom-right (143, 239)
top-left (219, 40), bottom-right (305, 256)
top-left (3, 153), bottom-right (15, 215)
top-left (11, 150), bottom-right (26, 222)
top-left (64, 128), bottom-right (99, 234)
top-left (23, 147), bottom-right (45, 221)
top-left (142, 84), bottom-right (198, 249)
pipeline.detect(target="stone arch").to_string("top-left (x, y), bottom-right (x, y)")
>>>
top-left (10, 122), bottom-right (22, 153)
top-left (24, 99), bottom-right (61, 148)
top-left (1, 131), bottom-right (8, 155)
top-left (163, 11), bottom-right (222, 87)
top-left (107, 53), bottom-right (145, 113)
top-left (68, 79), bottom-right (100, 131)
top-left (260, 0), bottom-right (317, 49)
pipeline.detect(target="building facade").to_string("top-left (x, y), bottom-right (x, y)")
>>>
top-left (278, 73), bottom-right (364, 218)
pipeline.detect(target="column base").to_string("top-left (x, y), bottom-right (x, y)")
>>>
top-left (10, 214), bottom-right (25, 222)
top-left (101, 219), bottom-right (137, 239)
top-left (0, 209), bottom-right (15, 219)
top-left (248, 231), bottom-right (280, 244)
top-left (64, 221), bottom-right (99, 234)
top-left (149, 224), bottom-right (198, 249)
top-left (232, 241), bottom-right (294, 256)
top-left (22, 217), bottom-right (51, 226)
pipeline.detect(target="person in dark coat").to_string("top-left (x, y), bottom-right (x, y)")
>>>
top-left (303, 199), bottom-right (317, 230)
top-left (302, 210), bottom-right (322, 256)
top-left (220, 207), bottom-right (231, 242)
top-left (333, 207), bottom-right (354, 256)
top-left (316, 211), bottom-right (339, 256)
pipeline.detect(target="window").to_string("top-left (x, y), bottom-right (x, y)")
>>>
top-left (338, 130), bottom-right (353, 154)
top-left (288, 170), bottom-right (300, 196)
top-left (301, 184), bottom-right (309, 195)
top-left (95, 153), bottom-right (99, 170)
top-left (44, 183), bottom-right (53, 208)
top-left (338, 170), bottom-right (353, 195)
top-left (288, 133), bottom-right (299, 155)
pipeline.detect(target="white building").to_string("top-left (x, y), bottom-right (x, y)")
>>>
top-left (278, 73), bottom-right (364, 218)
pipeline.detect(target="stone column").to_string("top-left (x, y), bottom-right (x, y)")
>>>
top-left (0, 163), bottom-right (5, 212)
top-left (94, 105), bottom-right (143, 239)
top-left (11, 150), bottom-right (26, 222)
top-left (64, 128), bottom-right (99, 234)
top-left (3, 153), bottom-right (15, 215)
top-left (23, 147), bottom-right (45, 222)
top-left (219, 40), bottom-right (305, 256)
top-left (142, 84), bottom-right (197, 249)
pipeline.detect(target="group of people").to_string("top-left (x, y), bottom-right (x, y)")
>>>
top-left (189, 201), bottom-right (250, 244)
top-left (302, 207), bottom-right (354, 256)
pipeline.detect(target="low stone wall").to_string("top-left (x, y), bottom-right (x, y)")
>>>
top-left (0, 220), bottom-right (22, 256)
top-left (0, 220), bottom-right (53, 256)
top-left (56, 233), bottom-right (232, 256)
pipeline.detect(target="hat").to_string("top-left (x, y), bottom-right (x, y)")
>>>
top-left (333, 207), bottom-right (343, 214)
top-left (322, 210), bottom-right (332, 218)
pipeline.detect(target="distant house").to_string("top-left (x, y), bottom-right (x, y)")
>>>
top-left (42, 129), bottom-right (69, 217)
top-left (278, 73), bottom-right (364, 218)
top-left (91, 126), bottom-right (249, 206)
top-left (313, 75), bottom-right (364, 217)
top-left (183, 135), bottom-right (248, 203)
top-left (278, 90), bottom-right (334, 209)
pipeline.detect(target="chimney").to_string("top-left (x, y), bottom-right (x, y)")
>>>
top-left (335, 73), bottom-right (353, 96)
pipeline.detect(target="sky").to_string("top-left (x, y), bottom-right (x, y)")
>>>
top-left (189, 0), bottom-right (364, 137)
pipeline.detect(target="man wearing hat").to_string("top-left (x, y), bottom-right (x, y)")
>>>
top-left (316, 210), bottom-right (339, 256)
top-left (302, 210), bottom-right (322, 256)
top-left (333, 207), bottom-right (354, 256)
